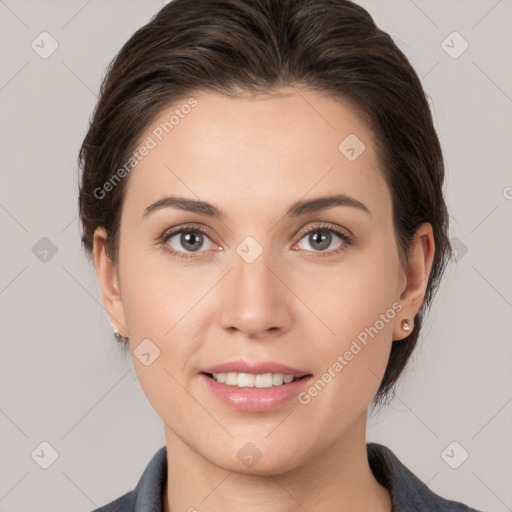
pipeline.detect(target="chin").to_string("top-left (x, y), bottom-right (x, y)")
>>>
top-left (207, 444), bottom-right (307, 477)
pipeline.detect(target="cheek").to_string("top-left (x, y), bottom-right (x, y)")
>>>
top-left (119, 252), bottom-right (204, 413)
top-left (118, 240), bottom-right (196, 338)
top-left (295, 240), bottom-right (400, 338)
top-left (291, 239), bottom-right (400, 391)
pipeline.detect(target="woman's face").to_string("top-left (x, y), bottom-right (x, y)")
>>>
top-left (94, 87), bottom-right (431, 474)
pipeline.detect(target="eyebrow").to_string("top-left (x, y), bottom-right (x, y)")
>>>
top-left (142, 193), bottom-right (370, 220)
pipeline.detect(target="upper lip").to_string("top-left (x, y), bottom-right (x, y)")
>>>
top-left (201, 360), bottom-right (311, 378)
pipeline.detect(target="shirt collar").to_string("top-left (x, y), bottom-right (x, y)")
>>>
top-left (124, 442), bottom-right (477, 511)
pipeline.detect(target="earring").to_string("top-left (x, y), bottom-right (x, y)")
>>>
top-left (401, 319), bottom-right (412, 332)
top-left (114, 329), bottom-right (129, 342)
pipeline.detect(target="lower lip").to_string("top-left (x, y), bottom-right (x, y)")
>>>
top-left (200, 373), bottom-right (313, 412)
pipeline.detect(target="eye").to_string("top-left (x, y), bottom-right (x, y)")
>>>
top-left (159, 222), bottom-right (352, 259)
top-left (163, 226), bottom-right (216, 255)
top-left (294, 224), bottom-right (352, 256)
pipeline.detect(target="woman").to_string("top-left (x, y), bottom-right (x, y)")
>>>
top-left (79, 0), bottom-right (482, 510)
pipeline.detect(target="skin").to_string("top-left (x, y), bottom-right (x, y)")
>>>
top-left (93, 87), bottom-right (434, 512)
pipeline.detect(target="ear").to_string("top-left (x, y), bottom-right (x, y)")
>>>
top-left (92, 227), bottom-right (129, 338)
top-left (393, 222), bottom-right (435, 341)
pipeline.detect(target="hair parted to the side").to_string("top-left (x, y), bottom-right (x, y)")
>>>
top-left (78, 0), bottom-right (451, 410)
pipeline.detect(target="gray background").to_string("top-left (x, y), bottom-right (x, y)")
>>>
top-left (0, 0), bottom-right (511, 511)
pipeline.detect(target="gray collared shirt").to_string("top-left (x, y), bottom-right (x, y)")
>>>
top-left (91, 443), bottom-right (483, 511)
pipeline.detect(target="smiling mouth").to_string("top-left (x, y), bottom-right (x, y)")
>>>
top-left (202, 372), bottom-right (311, 388)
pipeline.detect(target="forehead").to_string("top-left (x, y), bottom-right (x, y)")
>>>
top-left (123, 88), bottom-right (390, 222)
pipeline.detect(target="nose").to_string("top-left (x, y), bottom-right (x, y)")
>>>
top-left (219, 241), bottom-right (292, 339)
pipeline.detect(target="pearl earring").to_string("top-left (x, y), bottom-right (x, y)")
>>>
top-left (401, 319), bottom-right (412, 332)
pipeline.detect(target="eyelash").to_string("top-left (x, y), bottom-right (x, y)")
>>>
top-left (158, 222), bottom-right (353, 260)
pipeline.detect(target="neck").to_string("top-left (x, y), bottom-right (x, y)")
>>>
top-left (163, 411), bottom-right (391, 512)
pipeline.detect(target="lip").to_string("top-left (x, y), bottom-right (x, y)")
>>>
top-left (200, 373), bottom-right (313, 412)
top-left (199, 360), bottom-right (313, 412)
top-left (200, 360), bottom-right (310, 378)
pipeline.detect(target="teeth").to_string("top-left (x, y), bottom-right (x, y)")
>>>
top-left (211, 372), bottom-right (297, 388)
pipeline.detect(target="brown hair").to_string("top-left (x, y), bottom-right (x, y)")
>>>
top-left (78, 0), bottom-right (451, 409)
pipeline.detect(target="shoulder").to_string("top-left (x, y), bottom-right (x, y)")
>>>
top-left (89, 446), bottom-right (167, 512)
top-left (367, 442), bottom-right (483, 512)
